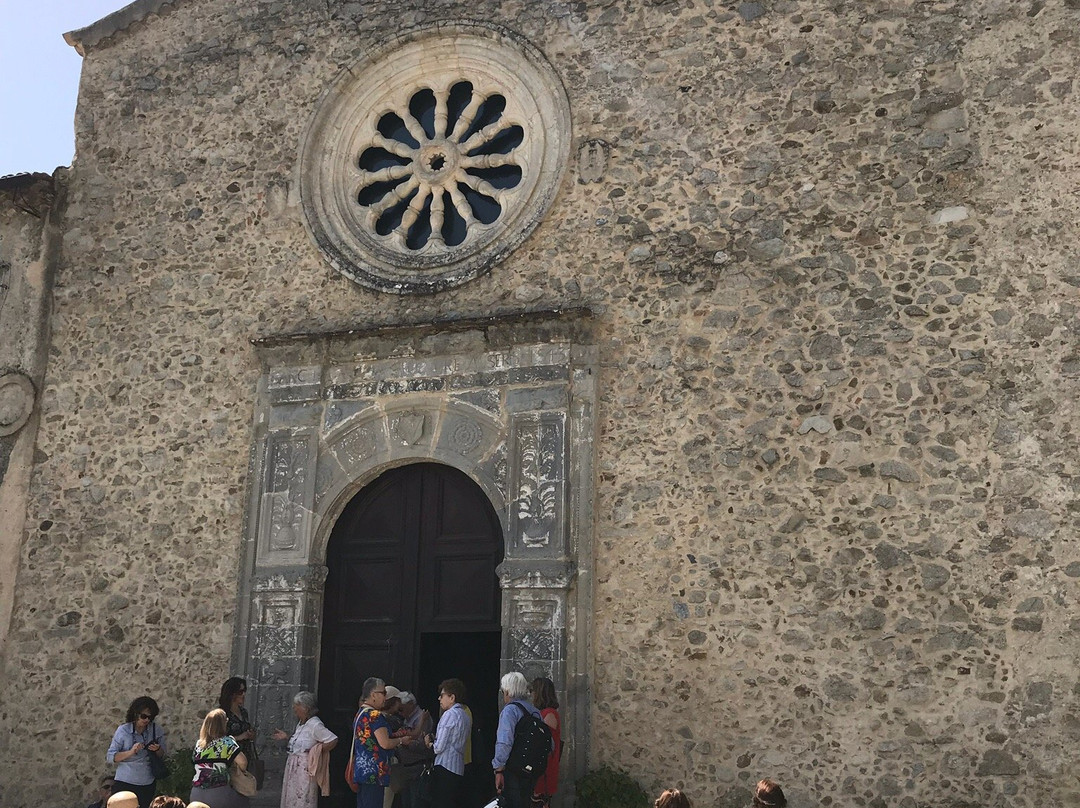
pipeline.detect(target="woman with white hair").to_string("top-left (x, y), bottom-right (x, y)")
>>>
top-left (351, 677), bottom-right (409, 808)
top-left (270, 691), bottom-right (338, 808)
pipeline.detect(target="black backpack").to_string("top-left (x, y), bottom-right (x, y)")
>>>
top-left (505, 701), bottom-right (552, 778)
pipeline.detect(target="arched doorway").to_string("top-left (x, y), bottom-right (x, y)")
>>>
top-left (318, 462), bottom-right (504, 806)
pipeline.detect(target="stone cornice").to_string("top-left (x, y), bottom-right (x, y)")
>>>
top-left (63, 0), bottom-right (183, 57)
top-left (250, 305), bottom-right (595, 350)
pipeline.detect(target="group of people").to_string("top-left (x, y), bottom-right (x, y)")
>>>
top-left (97, 673), bottom-right (784, 808)
top-left (348, 672), bottom-right (561, 808)
top-left (97, 671), bottom-right (560, 808)
top-left (102, 678), bottom-right (261, 808)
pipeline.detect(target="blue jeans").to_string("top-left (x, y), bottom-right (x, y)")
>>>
top-left (358, 782), bottom-right (384, 808)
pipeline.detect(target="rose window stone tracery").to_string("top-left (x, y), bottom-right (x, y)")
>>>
top-left (299, 23), bottom-right (571, 294)
top-left (357, 82), bottom-right (524, 252)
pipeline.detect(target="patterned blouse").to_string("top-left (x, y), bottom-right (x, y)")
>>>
top-left (191, 736), bottom-right (241, 789)
top-left (352, 707), bottom-right (392, 787)
top-left (225, 706), bottom-right (254, 759)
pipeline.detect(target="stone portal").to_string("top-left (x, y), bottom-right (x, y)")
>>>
top-left (231, 310), bottom-right (596, 796)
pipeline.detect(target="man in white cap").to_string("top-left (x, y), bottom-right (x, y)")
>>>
top-left (380, 685), bottom-right (414, 808)
top-left (395, 691), bottom-right (434, 808)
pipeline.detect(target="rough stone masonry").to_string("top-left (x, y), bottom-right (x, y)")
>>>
top-left (0, 0), bottom-right (1079, 806)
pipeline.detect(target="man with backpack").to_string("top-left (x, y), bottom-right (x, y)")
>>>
top-left (492, 671), bottom-right (553, 808)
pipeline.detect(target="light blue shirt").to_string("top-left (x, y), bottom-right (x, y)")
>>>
top-left (433, 703), bottom-right (471, 776)
top-left (492, 700), bottom-right (541, 771)
top-left (106, 722), bottom-right (168, 786)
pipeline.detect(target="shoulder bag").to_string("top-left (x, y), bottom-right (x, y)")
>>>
top-left (227, 736), bottom-right (256, 799)
top-left (345, 709), bottom-right (363, 793)
top-left (247, 742), bottom-right (265, 791)
top-left (147, 726), bottom-right (170, 781)
top-left (231, 761), bottom-right (258, 798)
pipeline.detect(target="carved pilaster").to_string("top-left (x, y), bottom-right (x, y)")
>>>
top-left (508, 412), bottom-right (567, 556)
top-left (498, 560), bottom-right (573, 688)
top-left (247, 565), bottom-right (328, 762)
top-left (258, 430), bottom-right (318, 564)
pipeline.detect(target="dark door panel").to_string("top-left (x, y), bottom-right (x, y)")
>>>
top-left (318, 463), bottom-right (503, 807)
top-left (426, 554), bottom-right (502, 626)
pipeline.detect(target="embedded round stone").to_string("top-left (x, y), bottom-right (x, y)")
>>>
top-left (0, 373), bottom-right (34, 437)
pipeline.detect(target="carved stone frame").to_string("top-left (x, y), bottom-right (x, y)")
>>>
top-left (232, 310), bottom-right (595, 802)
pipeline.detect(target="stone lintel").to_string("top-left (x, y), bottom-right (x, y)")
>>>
top-left (250, 305), bottom-right (594, 353)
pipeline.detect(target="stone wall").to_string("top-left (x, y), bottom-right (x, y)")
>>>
top-left (0, 172), bottom-right (62, 659)
top-left (0, 0), bottom-right (1078, 806)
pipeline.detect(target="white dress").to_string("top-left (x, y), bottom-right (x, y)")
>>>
top-left (280, 716), bottom-right (337, 808)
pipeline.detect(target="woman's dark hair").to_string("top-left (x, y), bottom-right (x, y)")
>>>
top-left (125, 696), bottom-right (160, 724)
top-left (753, 780), bottom-right (786, 808)
top-left (655, 789), bottom-right (692, 808)
top-left (439, 678), bottom-right (467, 703)
top-left (530, 677), bottom-right (559, 710)
top-left (219, 676), bottom-right (248, 712)
top-left (148, 797), bottom-right (186, 808)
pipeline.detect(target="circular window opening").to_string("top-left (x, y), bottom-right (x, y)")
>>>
top-left (300, 23), bottom-right (572, 294)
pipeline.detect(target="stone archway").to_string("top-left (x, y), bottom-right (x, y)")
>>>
top-left (230, 311), bottom-right (596, 799)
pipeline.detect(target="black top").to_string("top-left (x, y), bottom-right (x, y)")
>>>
top-left (225, 705), bottom-right (255, 759)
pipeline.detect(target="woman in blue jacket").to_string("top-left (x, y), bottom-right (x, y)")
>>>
top-left (106, 696), bottom-right (168, 808)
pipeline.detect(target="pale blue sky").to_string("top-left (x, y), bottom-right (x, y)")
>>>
top-left (0, 0), bottom-right (125, 176)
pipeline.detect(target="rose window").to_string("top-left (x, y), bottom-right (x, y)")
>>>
top-left (357, 83), bottom-right (524, 252)
top-left (299, 23), bottom-right (572, 294)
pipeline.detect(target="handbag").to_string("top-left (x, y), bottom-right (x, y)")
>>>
top-left (247, 742), bottom-right (265, 790)
top-left (231, 762), bottom-right (258, 797)
top-left (345, 719), bottom-right (359, 793)
top-left (147, 726), bottom-right (170, 781)
top-left (248, 757), bottom-right (265, 790)
top-left (415, 765), bottom-right (433, 805)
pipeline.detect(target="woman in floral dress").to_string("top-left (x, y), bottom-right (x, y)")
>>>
top-left (351, 677), bottom-right (407, 808)
top-left (271, 691), bottom-right (338, 808)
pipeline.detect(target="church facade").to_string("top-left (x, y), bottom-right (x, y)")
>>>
top-left (1, 0), bottom-right (1079, 806)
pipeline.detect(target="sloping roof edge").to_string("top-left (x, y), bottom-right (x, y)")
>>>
top-left (63, 0), bottom-right (183, 56)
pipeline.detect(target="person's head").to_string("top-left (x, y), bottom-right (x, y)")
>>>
top-left (147, 797), bottom-right (186, 808)
top-left (361, 678), bottom-right (386, 710)
top-left (198, 708), bottom-right (228, 747)
top-left (438, 678), bottom-right (466, 712)
top-left (125, 696), bottom-right (159, 730)
top-left (399, 691), bottom-right (417, 717)
top-left (218, 677), bottom-right (247, 712)
top-left (187, 803), bottom-right (212, 808)
top-left (655, 790), bottom-right (692, 808)
top-left (293, 691), bottom-right (319, 720)
top-left (107, 792), bottom-right (139, 808)
top-left (530, 677), bottom-right (559, 710)
top-left (384, 685), bottom-right (403, 714)
top-left (753, 780), bottom-right (786, 808)
top-left (500, 671), bottom-right (529, 702)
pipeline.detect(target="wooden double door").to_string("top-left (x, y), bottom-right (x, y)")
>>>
top-left (318, 462), bottom-right (504, 804)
